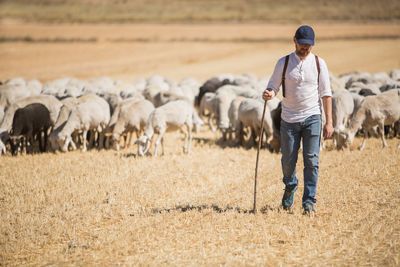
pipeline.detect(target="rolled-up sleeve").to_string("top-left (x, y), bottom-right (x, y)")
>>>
top-left (266, 56), bottom-right (285, 95)
top-left (318, 58), bottom-right (332, 98)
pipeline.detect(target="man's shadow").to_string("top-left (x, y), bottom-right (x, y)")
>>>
top-left (149, 204), bottom-right (277, 215)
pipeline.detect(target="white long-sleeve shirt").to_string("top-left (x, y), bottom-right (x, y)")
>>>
top-left (267, 52), bottom-right (332, 123)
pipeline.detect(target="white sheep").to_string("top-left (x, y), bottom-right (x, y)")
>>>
top-left (337, 89), bottom-right (400, 150)
top-left (228, 96), bottom-right (247, 144)
top-left (136, 100), bottom-right (195, 156)
top-left (146, 75), bottom-right (170, 91)
top-left (179, 77), bottom-right (200, 99)
top-left (49, 94), bottom-right (103, 151)
top-left (5, 77), bottom-right (26, 87)
top-left (49, 97), bottom-right (79, 151)
top-left (237, 98), bottom-right (280, 152)
top-left (0, 83), bottom-right (31, 109)
top-left (132, 77), bottom-right (147, 92)
top-left (26, 79), bottom-right (42, 96)
top-left (199, 92), bottom-right (218, 132)
top-left (332, 88), bottom-right (355, 148)
top-left (41, 77), bottom-right (74, 96)
top-left (56, 96), bottom-right (110, 152)
top-left (111, 99), bottom-right (155, 151)
top-left (390, 69), bottom-right (400, 81)
top-left (142, 84), bottom-right (168, 106)
top-left (152, 90), bottom-right (191, 108)
top-left (215, 85), bottom-right (259, 140)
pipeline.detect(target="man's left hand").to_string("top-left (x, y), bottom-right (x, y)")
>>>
top-left (323, 123), bottom-right (334, 139)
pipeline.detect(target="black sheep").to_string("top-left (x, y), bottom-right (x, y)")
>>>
top-left (10, 103), bottom-right (52, 155)
top-left (359, 88), bottom-right (376, 97)
top-left (196, 77), bottom-right (236, 107)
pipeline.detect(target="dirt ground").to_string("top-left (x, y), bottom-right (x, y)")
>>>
top-left (1, 22), bottom-right (399, 82)
top-left (0, 22), bottom-right (400, 265)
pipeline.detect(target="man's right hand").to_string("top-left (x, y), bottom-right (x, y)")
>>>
top-left (262, 89), bottom-right (275, 101)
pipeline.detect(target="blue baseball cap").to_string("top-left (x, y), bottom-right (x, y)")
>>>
top-left (295, 25), bottom-right (315, 45)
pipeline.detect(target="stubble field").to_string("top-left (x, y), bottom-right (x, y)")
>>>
top-left (0, 22), bottom-right (400, 265)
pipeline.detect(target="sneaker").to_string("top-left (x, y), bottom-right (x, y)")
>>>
top-left (282, 185), bottom-right (297, 210)
top-left (303, 202), bottom-right (315, 215)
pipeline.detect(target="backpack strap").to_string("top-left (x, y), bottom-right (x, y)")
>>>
top-left (315, 55), bottom-right (320, 88)
top-left (281, 55), bottom-right (290, 97)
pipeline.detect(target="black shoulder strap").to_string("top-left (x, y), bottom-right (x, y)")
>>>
top-left (315, 55), bottom-right (320, 87)
top-left (281, 55), bottom-right (290, 97)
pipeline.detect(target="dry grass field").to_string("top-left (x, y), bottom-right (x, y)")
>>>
top-left (1, 0), bottom-right (399, 23)
top-left (1, 132), bottom-right (399, 265)
top-left (1, 20), bottom-right (400, 265)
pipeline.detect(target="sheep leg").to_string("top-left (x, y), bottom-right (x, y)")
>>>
top-left (378, 122), bottom-right (388, 148)
top-left (358, 129), bottom-right (368, 151)
top-left (332, 132), bottom-right (337, 148)
top-left (122, 132), bottom-right (129, 149)
top-left (148, 135), bottom-right (155, 155)
top-left (182, 126), bottom-right (188, 154)
top-left (115, 138), bottom-right (120, 151)
top-left (161, 137), bottom-right (165, 156)
top-left (209, 115), bottom-right (217, 132)
top-left (145, 136), bottom-right (152, 155)
top-left (104, 136), bottom-right (110, 149)
top-left (187, 124), bottom-right (193, 154)
top-left (87, 130), bottom-right (94, 149)
top-left (26, 135), bottom-right (32, 154)
top-left (154, 135), bottom-right (160, 156)
top-left (37, 132), bottom-right (43, 153)
top-left (98, 132), bottom-right (104, 150)
top-left (154, 130), bottom-right (165, 157)
top-left (136, 130), bottom-right (142, 139)
top-left (120, 134), bottom-right (125, 149)
top-left (71, 132), bottom-right (79, 149)
top-left (82, 130), bottom-right (88, 152)
top-left (239, 122), bottom-right (245, 147)
top-left (70, 138), bottom-right (77, 150)
top-left (126, 132), bottom-right (133, 148)
top-left (43, 131), bottom-right (48, 153)
top-left (249, 127), bottom-right (257, 148)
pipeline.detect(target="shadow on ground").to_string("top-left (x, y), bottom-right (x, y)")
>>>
top-left (149, 204), bottom-right (277, 215)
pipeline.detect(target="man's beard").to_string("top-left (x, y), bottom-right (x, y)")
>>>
top-left (296, 48), bottom-right (309, 57)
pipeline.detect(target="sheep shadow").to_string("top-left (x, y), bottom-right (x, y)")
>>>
top-left (123, 152), bottom-right (137, 158)
top-left (149, 204), bottom-right (277, 215)
top-left (193, 137), bottom-right (217, 146)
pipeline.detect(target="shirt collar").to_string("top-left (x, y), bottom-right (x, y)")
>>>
top-left (293, 51), bottom-right (314, 62)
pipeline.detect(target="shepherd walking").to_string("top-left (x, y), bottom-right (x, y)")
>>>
top-left (262, 25), bottom-right (333, 214)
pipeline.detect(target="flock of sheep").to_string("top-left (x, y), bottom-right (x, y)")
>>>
top-left (0, 69), bottom-right (399, 157)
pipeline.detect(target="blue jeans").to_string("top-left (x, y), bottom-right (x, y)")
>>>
top-left (280, 115), bottom-right (322, 204)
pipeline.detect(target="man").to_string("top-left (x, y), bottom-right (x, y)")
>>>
top-left (262, 25), bottom-right (333, 214)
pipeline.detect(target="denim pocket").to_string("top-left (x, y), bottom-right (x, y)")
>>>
top-left (304, 115), bottom-right (321, 136)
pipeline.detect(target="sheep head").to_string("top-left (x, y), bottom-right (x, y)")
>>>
top-left (136, 135), bottom-right (150, 156)
top-left (336, 129), bottom-right (354, 149)
top-left (57, 133), bottom-right (71, 153)
top-left (9, 135), bottom-right (23, 156)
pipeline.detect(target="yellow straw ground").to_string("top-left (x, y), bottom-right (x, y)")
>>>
top-left (1, 129), bottom-right (399, 265)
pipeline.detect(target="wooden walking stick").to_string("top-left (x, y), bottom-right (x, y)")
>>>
top-left (253, 98), bottom-right (268, 213)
